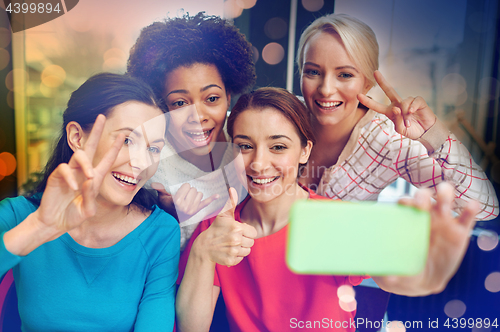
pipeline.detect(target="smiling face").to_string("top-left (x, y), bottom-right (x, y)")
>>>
top-left (300, 31), bottom-right (371, 127)
top-left (88, 101), bottom-right (166, 207)
top-left (163, 63), bottom-right (230, 159)
top-left (232, 108), bottom-right (312, 204)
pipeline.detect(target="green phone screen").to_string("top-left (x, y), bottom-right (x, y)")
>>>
top-left (286, 200), bottom-right (430, 276)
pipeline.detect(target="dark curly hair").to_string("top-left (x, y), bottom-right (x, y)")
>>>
top-left (127, 12), bottom-right (256, 109)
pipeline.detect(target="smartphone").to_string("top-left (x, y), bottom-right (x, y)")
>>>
top-left (286, 200), bottom-right (430, 276)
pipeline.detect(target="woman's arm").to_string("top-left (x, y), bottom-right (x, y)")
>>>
top-left (372, 182), bottom-right (479, 296)
top-left (3, 115), bottom-right (125, 257)
top-left (176, 188), bottom-right (256, 332)
top-left (359, 71), bottom-right (498, 220)
top-left (176, 241), bottom-right (221, 332)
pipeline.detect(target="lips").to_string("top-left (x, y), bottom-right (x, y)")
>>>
top-left (112, 172), bottom-right (139, 186)
top-left (247, 175), bottom-right (280, 185)
top-left (315, 100), bottom-right (343, 110)
top-left (183, 128), bottom-right (214, 146)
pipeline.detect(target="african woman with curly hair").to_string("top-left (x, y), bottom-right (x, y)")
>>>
top-left (127, 12), bottom-right (256, 249)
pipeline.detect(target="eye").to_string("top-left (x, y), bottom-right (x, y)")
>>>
top-left (172, 100), bottom-right (187, 108)
top-left (339, 72), bottom-right (354, 79)
top-left (207, 96), bottom-right (219, 103)
top-left (237, 143), bottom-right (252, 151)
top-left (147, 146), bottom-right (161, 154)
top-left (124, 137), bottom-right (133, 145)
top-left (271, 145), bottom-right (287, 151)
top-left (304, 69), bottom-right (320, 76)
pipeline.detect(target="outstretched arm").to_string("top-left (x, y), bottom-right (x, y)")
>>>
top-left (359, 71), bottom-right (498, 220)
top-left (3, 115), bottom-right (125, 257)
top-left (373, 182), bottom-right (479, 296)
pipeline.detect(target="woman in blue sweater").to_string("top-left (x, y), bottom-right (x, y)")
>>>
top-left (0, 73), bottom-right (179, 331)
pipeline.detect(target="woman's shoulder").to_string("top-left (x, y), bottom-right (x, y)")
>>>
top-left (0, 195), bottom-right (39, 229)
top-left (146, 206), bottom-right (180, 230)
top-left (0, 195), bottom-right (39, 215)
top-left (136, 206), bottom-right (181, 256)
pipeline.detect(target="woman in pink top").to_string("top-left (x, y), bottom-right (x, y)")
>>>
top-left (175, 87), bottom-right (480, 332)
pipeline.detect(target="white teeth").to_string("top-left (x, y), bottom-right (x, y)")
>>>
top-left (187, 130), bottom-right (211, 142)
top-left (112, 172), bottom-right (138, 185)
top-left (252, 177), bottom-right (277, 184)
top-left (318, 101), bottom-right (342, 108)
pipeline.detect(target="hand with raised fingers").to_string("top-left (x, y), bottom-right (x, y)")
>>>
top-left (193, 187), bottom-right (257, 267)
top-left (35, 114), bottom-right (125, 236)
top-left (381, 182), bottom-right (479, 295)
top-left (357, 70), bottom-right (437, 140)
top-left (163, 182), bottom-right (220, 223)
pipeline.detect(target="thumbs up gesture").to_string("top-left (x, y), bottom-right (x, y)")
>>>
top-left (193, 187), bottom-right (257, 267)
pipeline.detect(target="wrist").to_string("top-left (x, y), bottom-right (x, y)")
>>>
top-left (192, 233), bottom-right (217, 265)
top-left (417, 118), bottom-right (450, 154)
top-left (30, 210), bottom-right (66, 241)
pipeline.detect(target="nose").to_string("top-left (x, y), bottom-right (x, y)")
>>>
top-left (129, 146), bottom-right (153, 176)
top-left (187, 103), bottom-right (209, 124)
top-left (248, 147), bottom-right (271, 175)
top-left (318, 74), bottom-right (337, 97)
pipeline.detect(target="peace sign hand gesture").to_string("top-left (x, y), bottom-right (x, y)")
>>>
top-left (36, 114), bottom-right (125, 236)
top-left (357, 71), bottom-right (437, 140)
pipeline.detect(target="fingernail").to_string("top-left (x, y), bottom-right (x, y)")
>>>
top-left (406, 120), bottom-right (411, 127)
top-left (409, 107), bottom-right (414, 113)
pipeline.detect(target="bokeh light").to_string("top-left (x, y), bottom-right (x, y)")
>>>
top-left (484, 271), bottom-right (500, 293)
top-left (301, 0), bottom-right (324, 12)
top-left (338, 298), bottom-right (356, 312)
top-left (337, 284), bottom-right (355, 302)
top-left (262, 42), bottom-right (284, 65)
top-left (0, 48), bottom-right (10, 71)
top-left (41, 65), bottom-right (66, 88)
top-left (236, 0), bottom-right (257, 9)
top-left (5, 69), bottom-right (28, 93)
top-left (103, 48), bottom-right (127, 62)
top-left (264, 17), bottom-right (287, 40)
top-left (477, 230), bottom-right (499, 251)
top-left (0, 27), bottom-right (11, 48)
top-left (103, 58), bottom-right (126, 72)
top-left (224, 0), bottom-right (243, 19)
top-left (444, 299), bottom-right (466, 318)
top-left (0, 152), bottom-right (16, 176)
top-left (6, 91), bottom-right (14, 109)
top-left (0, 159), bottom-right (6, 181)
top-left (386, 321), bottom-right (406, 332)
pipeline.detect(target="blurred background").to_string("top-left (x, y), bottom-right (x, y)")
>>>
top-left (0, 0), bottom-right (499, 331)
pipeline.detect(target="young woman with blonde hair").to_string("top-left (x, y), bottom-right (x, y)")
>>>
top-left (296, 13), bottom-right (498, 220)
